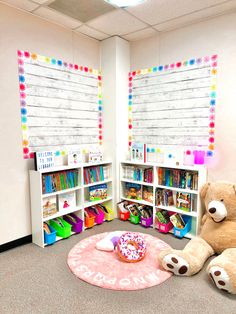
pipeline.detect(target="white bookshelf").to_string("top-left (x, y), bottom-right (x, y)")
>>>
top-left (30, 161), bottom-right (114, 247)
top-left (119, 161), bottom-right (207, 239)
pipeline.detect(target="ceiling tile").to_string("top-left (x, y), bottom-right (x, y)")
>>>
top-left (33, 7), bottom-right (82, 29)
top-left (87, 9), bottom-right (147, 35)
top-left (126, 0), bottom-right (231, 25)
top-left (1, 0), bottom-right (39, 11)
top-left (154, 1), bottom-right (236, 32)
top-left (48, 0), bottom-right (116, 23)
top-left (75, 25), bottom-right (110, 40)
top-left (122, 27), bottom-right (158, 41)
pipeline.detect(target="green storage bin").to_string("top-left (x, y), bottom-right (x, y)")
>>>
top-left (130, 213), bottom-right (140, 224)
top-left (49, 217), bottom-right (72, 238)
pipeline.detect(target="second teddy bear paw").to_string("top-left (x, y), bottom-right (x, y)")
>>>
top-left (162, 253), bottom-right (190, 276)
top-left (208, 266), bottom-right (234, 294)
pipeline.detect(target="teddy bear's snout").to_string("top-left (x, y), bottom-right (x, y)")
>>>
top-left (209, 207), bottom-right (216, 214)
top-left (208, 200), bottom-right (227, 223)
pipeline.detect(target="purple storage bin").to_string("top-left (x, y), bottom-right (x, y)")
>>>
top-left (140, 216), bottom-right (153, 228)
top-left (63, 213), bottom-right (83, 233)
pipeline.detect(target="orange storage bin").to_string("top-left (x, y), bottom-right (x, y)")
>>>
top-left (84, 208), bottom-right (95, 228)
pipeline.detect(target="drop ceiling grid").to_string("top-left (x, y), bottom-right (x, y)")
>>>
top-left (1, 0), bottom-right (236, 41)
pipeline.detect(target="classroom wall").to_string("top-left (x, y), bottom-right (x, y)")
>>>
top-left (0, 3), bottom-right (100, 245)
top-left (130, 12), bottom-right (236, 182)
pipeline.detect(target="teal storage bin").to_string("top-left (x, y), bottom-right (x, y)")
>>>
top-left (49, 217), bottom-right (72, 238)
top-left (44, 224), bottom-right (56, 245)
top-left (173, 216), bottom-right (191, 238)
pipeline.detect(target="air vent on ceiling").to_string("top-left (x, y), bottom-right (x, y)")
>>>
top-left (49, 0), bottom-right (116, 23)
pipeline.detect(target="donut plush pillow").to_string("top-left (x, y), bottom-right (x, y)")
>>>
top-left (117, 232), bottom-right (147, 263)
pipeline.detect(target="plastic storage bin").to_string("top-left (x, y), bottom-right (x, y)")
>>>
top-left (63, 213), bottom-right (83, 233)
top-left (130, 213), bottom-right (140, 224)
top-left (156, 221), bottom-right (173, 233)
top-left (49, 217), bottom-right (72, 238)
top-left (89, 207), bottom-right (104, 224)
top-left (140, 216), bottom-right (153, 228)
top-left (119, 211), bottom-right (130, 221)
top-left (173, 216), bottom-right (191, 238)
top-left (99, 205), bottom-right (114, 221)
top-left (44, 224), bottom-right (57, 245)
top-left (84, 209), bottom-right (95, 228)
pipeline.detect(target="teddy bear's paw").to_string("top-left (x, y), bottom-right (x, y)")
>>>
top-left (208, 266), bottom-right (234, 294)
top-left (162, 253), bottom-right (190, 276)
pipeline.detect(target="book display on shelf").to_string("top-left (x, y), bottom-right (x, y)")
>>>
top-left (42, 170), bottom-right (79, 194)
top-left (142, 186), bottom-right (153, 203)
top-left (67, 150), bottom-right (82, 166)
top-left (84, 165), bottom-right (111, 185)
top-left (131, 143), bottom-right (146, 163)
top-left (156, 189), bottom-right (174, 206)
top-left (58, 192), bottom-right (76, 211)
top-left (176, 192), bottom-right (191, 211)
top-left (88, 148), bottom-right (103, 162)
top-left (158, 168), bottom-right (198, 190)
top-left (125, 182), bottom-right (142, 200)
top-left (89, 183), bottom-right (108, 201)
top-left (43, 196), bottom-right (57, 218)
top-left (122, 165), bottom-right (153, 183)
top-left (120, 161), bottom-right (207, 240)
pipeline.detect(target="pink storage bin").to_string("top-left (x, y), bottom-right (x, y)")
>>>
top-left (88, 207), bottom-right (104, 224)
top-left (156, 221), bottom-right (173, 233)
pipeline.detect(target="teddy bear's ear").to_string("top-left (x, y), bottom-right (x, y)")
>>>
top-left (200, 182), bottom-right (210, 199)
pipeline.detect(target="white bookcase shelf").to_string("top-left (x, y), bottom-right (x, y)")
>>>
top-left (30, 161), bottom-right (113, 248)
top-left (119, 161), bottom-right (207, 239)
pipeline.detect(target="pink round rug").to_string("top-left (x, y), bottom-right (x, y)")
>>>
top-left (67, 232), bottom-right (172, 290)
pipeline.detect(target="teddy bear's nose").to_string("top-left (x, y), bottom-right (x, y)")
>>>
top-left (209, 207), bottom-right (216, 214)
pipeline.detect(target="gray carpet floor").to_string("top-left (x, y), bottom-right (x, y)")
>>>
top-left (1, 219), bottom-right (235, 314)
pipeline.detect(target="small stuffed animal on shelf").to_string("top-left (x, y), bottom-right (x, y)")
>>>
top-left (158, 181), bottom-right (236, 294)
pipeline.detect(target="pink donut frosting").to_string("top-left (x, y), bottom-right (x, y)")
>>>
top-left (117, 232), bottom-right (147, 262)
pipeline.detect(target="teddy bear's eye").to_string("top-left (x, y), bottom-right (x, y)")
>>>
top-left (220, 199), bottom-right (224, 202)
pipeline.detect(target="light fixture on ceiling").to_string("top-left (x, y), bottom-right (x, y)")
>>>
top-left (105, 0), bottom-right (146, 8)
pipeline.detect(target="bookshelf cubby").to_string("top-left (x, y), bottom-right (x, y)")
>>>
top-left (119, 161), bottom-right (207, 239)
top-left (30, 161), bottom-right (114, 247)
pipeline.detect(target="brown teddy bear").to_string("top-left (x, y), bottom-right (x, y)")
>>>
top-left (158, 181), bottom-right (236, 294)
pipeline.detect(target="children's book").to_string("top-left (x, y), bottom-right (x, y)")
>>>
top-left (155, 210), bottom-right (170, 224)
top-left (125, 182), bottom-right (142, 200)
top-left (142, 186), bottom-right (153, 203)
top-left (131, 143), bottom-right (146, 163)
top-left (176, 192), bottom-right (191, 211)
top-left (117, 200), bottom-right (129, 213)
top-left (68, 150), bottom-right (82, 166)
top-left (126, 204), bottom-right (140, 216)
top-left (43, 196), bottom-right (57, 218)
top-left (58, 192), bottom-right (76, 211)
top-left (170, 213), bottom-right (186, 229)
top-left (88, 148), bottom-right (103, 162)
top-left (89, 183), bottom-right (107, 201)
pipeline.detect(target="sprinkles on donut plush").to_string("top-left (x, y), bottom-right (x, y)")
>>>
top-left (117, 232), bottom-right (147, 263)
